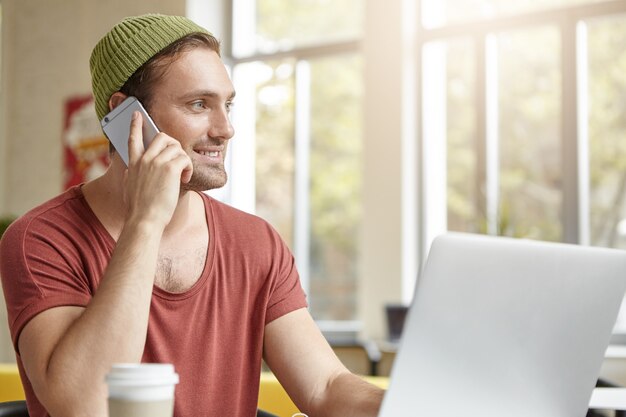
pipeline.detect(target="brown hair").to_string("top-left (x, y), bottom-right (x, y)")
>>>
top-left (119, 32), bottom-right (221, 111)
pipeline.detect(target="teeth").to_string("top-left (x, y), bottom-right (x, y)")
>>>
top-left (197, 150), bottom-right (219, 156)
top-left (209, 151), bottom-right (218, 157)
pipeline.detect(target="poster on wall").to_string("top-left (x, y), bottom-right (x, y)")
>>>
top-left (63, 95), bottom-right (110, 189)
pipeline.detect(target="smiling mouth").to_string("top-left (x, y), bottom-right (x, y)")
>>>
top-left (196, 150), bottom-right (220, 157)
top-left (193, 148), bottom-right (224, 164)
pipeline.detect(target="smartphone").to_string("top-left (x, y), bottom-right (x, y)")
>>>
top-left (100, 96), bottom-right (160, 166)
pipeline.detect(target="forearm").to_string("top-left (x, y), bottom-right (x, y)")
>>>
top-left (265, 310), bottom-right (385, 417)
top-left (310, 371), bottom-right (384, 417)
top-left (42, 220), bottom-right (163, 414)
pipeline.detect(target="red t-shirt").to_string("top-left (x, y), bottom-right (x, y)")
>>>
top-left (0, 186), bottom-right (307, 417)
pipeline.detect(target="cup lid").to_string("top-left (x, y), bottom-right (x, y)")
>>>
top-left (106, 363), bottom-right (179, 386)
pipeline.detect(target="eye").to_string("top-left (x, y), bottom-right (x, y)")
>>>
top-left (225, 101), bottom-right (235, 112)
top-left (190, 101), bottom-right (207, 110)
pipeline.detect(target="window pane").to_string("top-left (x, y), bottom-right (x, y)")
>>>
top-left (252, 60), bottom-right (296, 246)
top-left (423, 0), bottom-right (607, 29)
top-left (235, 0), bottom-right (363, 55)
top-left (446, 39), bottom-right (480, 233)
top-left (588, 15), bottom-right (626, 249)
top-left (498, 27), bottom-right (562, 240)
top-left (309, 54), bottom-right (363, 320)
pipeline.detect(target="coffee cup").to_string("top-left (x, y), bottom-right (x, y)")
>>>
top-left (106, 363), bottom-right (179, 417)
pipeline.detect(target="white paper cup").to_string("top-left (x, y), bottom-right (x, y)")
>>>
top-left (106, 363), bottom-right (179, 417)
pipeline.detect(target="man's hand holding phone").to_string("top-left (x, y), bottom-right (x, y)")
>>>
top-left (123, 111), bottom-right (193, 229)
top-left (101, 96), bottom-right (193, 228)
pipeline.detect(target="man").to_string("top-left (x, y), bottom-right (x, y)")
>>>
top-left (0, 14), bottom-right (383, 417)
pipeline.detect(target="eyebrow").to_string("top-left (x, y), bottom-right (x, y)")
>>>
top-left (177, 90), bottom-right (236, 101)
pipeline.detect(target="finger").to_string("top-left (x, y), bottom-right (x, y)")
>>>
top-left (150, 144), bottom-right (194, 184)
top-left (141, 133), bottom-right (180, 161)
top-left (151, 142), bottom-right (188, 165)
top-left (181, 157), bottom-right (194, 184)
top-left (128, 111), bottom-right (144, 166)
top-left (169, 153), bottom-right (194, 184)
top-left (122, 169), bottom-right (129, 206)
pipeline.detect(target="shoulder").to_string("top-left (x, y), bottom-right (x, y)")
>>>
top-left (1, 186), bottom-right (87, 242)
top-left (202, 193), bottom-right (280, 237)
top-left (200, 193), bottom-right (291, 261)
top-left (0, 187), bottom-right (84, 285)
top-left (0, 186), bottom-right (97, 264)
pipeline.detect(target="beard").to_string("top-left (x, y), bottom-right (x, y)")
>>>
top-left (181, 161), bottom-right (228, 192)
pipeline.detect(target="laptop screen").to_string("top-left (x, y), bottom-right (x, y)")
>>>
top-left (379, 233), bottom-right (626, 416)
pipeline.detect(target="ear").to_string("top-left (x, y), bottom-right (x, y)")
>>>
top-left (108, 92), bottom-right (129, 112)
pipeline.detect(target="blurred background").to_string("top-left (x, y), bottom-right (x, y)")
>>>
top-left (0, 0), bottom-right (625, 380)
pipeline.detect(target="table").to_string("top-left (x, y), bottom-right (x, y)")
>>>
top-left (589, 388), bottom-right (626, 411)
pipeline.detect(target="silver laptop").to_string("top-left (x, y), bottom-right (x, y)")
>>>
top-left (379, 233), bottom-right (626, 417)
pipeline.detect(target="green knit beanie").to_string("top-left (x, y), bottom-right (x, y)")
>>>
top-left (90, 14), bottom-right (210, 120)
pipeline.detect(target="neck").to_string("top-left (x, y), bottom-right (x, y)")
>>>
top-left (83, 157), bottom-right (198, 240)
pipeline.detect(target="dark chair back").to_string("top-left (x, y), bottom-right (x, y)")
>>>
top-left (257, 409), bottom-right (279, 417)
top-left (0, 401), bottom-right (28, 417)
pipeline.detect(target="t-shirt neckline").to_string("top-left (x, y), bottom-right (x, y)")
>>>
top-left (73, 185), bottom-right (215, 301)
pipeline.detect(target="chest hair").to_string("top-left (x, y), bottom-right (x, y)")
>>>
top-left (155, 245), bottom-right (208, 293)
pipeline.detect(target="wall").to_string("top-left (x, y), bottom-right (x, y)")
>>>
top-left (360, 0), bottom-right (407, 340)
top-left (0, 0), bottom-right (189, 216)
top-left (0, 0), bottom-right (188, 362)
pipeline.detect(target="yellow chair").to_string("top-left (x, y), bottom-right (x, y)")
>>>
top-left (3, 364), bottom-right (387, 416)
top-left (258, 372), bottom-right (388, 417)
top-left (0, 363), bottom-right (25, 402)
top-left (258, 372), bottom-right (299, 416)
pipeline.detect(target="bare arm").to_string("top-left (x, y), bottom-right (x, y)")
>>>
top-left (17, 112), bottom-right (193, 417)
top-left (264, 308), bottom-right (384, 417)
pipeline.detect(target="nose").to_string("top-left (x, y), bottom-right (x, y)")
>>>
top-left (209, 108), bottom-right (235, 141)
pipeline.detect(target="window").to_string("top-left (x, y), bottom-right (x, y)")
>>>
top-left (587, 14), bottom-right (626, 250)
top-left (444, 38), bottom-right (479, 234)
top-left (496, 26), bottom-right (562, 241)
top-left (229, 0), bottom-right (364, 321)
top-left (420, 0), bottom-right (626, 244)
top-left (418, 0), bottom-right (626, 329)
top-left (223, 0), bottom-right (626, 333)
top-left (235, 0), bottom-right (363, 55)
